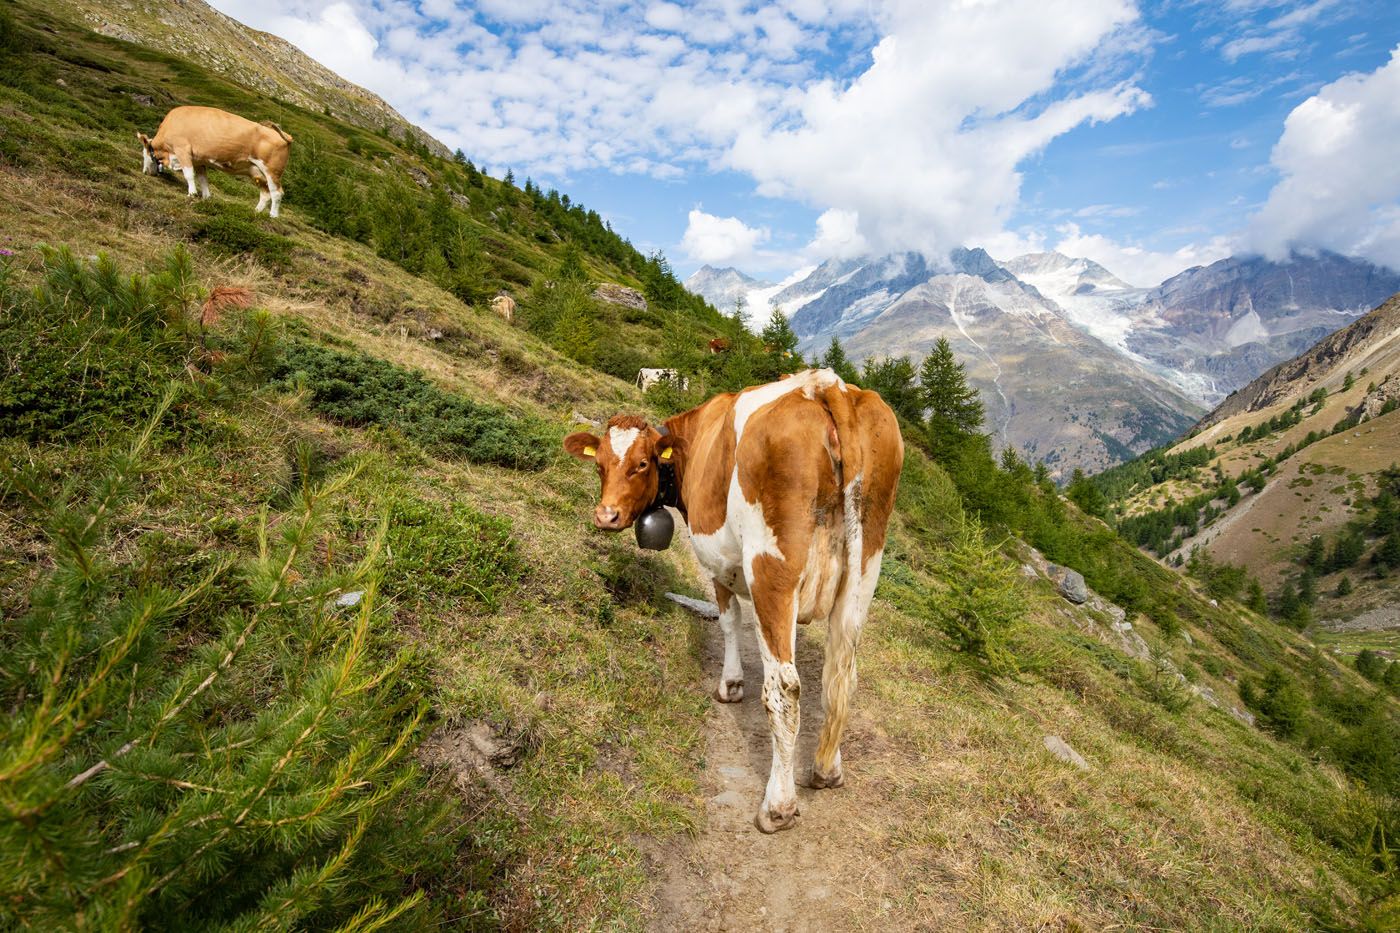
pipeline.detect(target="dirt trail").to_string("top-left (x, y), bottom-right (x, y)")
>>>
top-left (646, 604), bottom-right (905, 932)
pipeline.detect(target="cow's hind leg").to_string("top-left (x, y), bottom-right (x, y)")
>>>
top-left (746, 555), bottom-right (801, 833)
top-left (713, 583), bottom-right (744, 703)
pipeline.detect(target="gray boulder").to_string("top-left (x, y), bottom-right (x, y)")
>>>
top-left (1049, 564), bottom-right (1089, 603)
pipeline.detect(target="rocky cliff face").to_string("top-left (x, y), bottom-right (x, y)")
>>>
top-left (1199, 293), bottom-right (1400, 428)
top-left (56, 0), bottom-right (449, 156)
top-left (1125, 252), bottom-right (1400, 403)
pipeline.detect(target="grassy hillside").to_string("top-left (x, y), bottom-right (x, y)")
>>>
top-left (1091, 294), bottom-right (1400, 646)
top-left (2, 3), bottom-right (1399, 928)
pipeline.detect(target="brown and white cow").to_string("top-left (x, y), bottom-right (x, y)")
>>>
top-left (138, 106), bottom-right (293, 217)
top-left (564, 369), bottom-right (903, 832)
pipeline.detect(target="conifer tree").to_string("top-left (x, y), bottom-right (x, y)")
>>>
top-left (821, 336), bottom-right (860, 384)
top-left (919, 338), bottom-right (984, 450)
top-left (860, 355), bottom-right (922, 423)
top-left (1247, 577), bottom-right (1268, 614)
top-left (1067, 468), bottom-right (1109, 519)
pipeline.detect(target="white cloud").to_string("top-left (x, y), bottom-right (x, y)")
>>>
top-left (726, 0), bottom-right (1150, 260)
top-left (1218, 0), bottom-right (1341, 62)
top-left (804, 208), bottom-right (867, 260)
top-left (680, 209), bottom-right (770, 265)
top-left (1052, 223), bottom-right (1236, 286)
top-left (211, 0), bottom-right (1153, 262)
top-left (1249, 46), bottom-right (1400, 269)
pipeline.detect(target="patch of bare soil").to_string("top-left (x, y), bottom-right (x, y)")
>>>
top-left (644, 609), bottom-right (905, 932)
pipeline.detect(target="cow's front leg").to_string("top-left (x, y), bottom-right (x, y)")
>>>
top-left (195, 169), bottom-right (210, 199)
top-left (181, 164), bottom-right (198, 197)
top-left (746, 562), bottom-right (801, 833)
top-left (713, 583), bottom-right (743, 702)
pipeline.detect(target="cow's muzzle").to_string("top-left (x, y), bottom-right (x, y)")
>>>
top-left (593, 505), bottom-right (627, 530)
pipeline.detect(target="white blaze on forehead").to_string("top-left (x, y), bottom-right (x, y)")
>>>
top-left (607, 426), bottom-right (642, 465)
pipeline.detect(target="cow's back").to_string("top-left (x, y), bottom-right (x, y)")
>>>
top-left (156, 106), bottom-right (286, 165)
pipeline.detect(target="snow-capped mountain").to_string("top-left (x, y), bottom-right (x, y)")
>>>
top-left (681, 248), bottom-right (1400, 475)
top-left (682, 265), bottom-right (775, 318)
top-left (783, 251), bottom-right (1201, 474)
top-left (1125, 251), bottom-right (1400, 402)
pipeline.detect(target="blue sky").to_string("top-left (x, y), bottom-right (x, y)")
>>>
top-left (211, 0), bottom-right (1400, 286)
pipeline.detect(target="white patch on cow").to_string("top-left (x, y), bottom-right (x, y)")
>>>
top-left (750, 593), bottom-right (801, 831)
top-left (181, 164), bottom-right (197, 196)
top-left (607, 426), bottom-right (641, 466)
top-left (715, 591), bottom-right (743, 700)
top-left (731, 369), bottom-right (843, 445)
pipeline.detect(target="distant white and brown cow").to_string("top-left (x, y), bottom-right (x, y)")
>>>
top-left (138, 106), bottom-right (293, 217)
top-left (636, 368), bottom-right (686, 392)
top-left (565, 369), bottom-right (903, 832)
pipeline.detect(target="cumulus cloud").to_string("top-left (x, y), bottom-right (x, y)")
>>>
top-left (680, 209), bottom-right (770, 265)
top-left (1053, 224), bottom-right (1236, 286)
top-left (1249, 47), bottom-right (1400, 269)
top-left (804, 208), bottom-right (867, 260)
top-left (211, 0), bottom-right (1152, 265)
top-left (727, 0), bottom-right (1150, 259)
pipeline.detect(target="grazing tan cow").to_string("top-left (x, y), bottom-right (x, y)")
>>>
top-left (138, 106), bottom-right (293, 217)
top-left (564, 369), bottom-right (903, 832)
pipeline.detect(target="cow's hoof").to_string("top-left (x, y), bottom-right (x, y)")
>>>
top-left (754, 801), bottom-right (799, 834)
top-left (714, 679), bottom-right (744, 703)
top-left (809, 767), bottom-right (844, 790)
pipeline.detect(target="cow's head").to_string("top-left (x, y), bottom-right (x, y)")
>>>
top-left (136, 132), bottom-right (168, 175)
top-left (564, 415), bottom-right (684, 530)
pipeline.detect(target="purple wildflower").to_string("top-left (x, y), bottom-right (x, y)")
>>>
top-left (0, 248), bottom-right (13, 257)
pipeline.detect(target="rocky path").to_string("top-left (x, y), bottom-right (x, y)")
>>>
top-left (645, 599), bottom-right (902, 932)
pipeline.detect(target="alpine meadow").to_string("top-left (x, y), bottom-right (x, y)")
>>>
top-left (2, 0), bottom-right (1400, 929)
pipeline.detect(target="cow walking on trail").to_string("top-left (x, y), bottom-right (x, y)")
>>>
top-left (138, 106), bottom-right (293, 217)
top-left (564, 369), bottom-right (903, 832)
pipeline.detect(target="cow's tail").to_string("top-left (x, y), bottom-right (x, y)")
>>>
top-left (264, 122), bottom-right (294, 144)
top-left (813, 371), bottom-right (869, 782)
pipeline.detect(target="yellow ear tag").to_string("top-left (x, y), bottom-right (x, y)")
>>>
top-left (660, 447), bottom-right (672, 461)
top-left (583, 445), bottom-right (596, 457)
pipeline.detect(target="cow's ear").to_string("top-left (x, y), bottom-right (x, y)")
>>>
top-left (656, 434), bottom-right (687, 468)
top-left (564, 431), bottom-right (601, 461)
top-left (136, 132), bottom-right (148, 146)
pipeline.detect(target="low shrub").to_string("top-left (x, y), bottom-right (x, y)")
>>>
top-left (0, 396), bottom-right (464, 929)
top-left (189, 200), bottom-right (294, 269)
top-left (926, 513), bottom-right (1028, 675)
top-left (0, 248), bottom-right (190, 441)
top-left (275, 341), bottom-right (552, 470)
